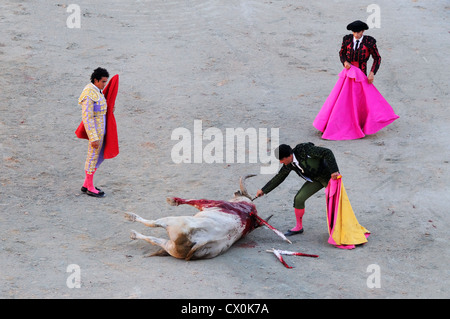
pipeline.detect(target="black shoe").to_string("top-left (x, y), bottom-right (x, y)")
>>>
top-left (86, 190), bottom-right (106, 198)
top-left (81, 186), bottom-right (104, 194)
top-left (284, 229), bottom-right (304, 236)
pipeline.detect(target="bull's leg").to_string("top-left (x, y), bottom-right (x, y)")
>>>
top-left (130, 230), bottom-right (168, 248)
top-left (125, 212), bottom-right (166, 228)
top-left (166, 197), bottom-right (224, 211)
top-left (150, 248), bottom-right (170, 257)
top-left (185, 241), bottom-right (208, 260)
top-left (126, 212), bottom-right (191, 232)
top-left (130, 230), bottom-right (170, 257)
top-left (130, 230), bottom-right (187, 259)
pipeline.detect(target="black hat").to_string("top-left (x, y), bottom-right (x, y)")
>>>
top-left (346, 20), bottom-right (369, 32)
top-left (275, 144), bottom-right (292, 160)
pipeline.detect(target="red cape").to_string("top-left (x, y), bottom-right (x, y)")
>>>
top-left (75, 74), bottom-right (119, 159)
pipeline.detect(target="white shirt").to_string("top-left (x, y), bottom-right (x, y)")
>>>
top-left (353, 35), bottom-right (364, 50)
top-left (292, 154), bottom-right (304, 173)
top-left (292, 155), bottom-right (313, 182)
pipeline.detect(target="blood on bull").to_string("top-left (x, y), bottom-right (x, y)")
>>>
top-left (125, 175), bottom-right (290, 260)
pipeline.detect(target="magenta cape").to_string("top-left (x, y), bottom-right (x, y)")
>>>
top-left (313, 66), bottom-right (399, 140)
top-left (75, 74), bottom-right (119, 159)
top-left (325, 177), bottom-right (370, 249)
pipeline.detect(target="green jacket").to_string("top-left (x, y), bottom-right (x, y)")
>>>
top-left (261, 142), bottom-right (339, 194)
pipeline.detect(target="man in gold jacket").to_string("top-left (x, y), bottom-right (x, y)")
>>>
top-left (79, 67), bottom-right (109, 197)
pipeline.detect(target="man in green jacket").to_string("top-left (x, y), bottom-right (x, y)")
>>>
top-left (255, 143), bottom-right (340, 236)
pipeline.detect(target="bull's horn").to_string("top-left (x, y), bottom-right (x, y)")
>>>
top-left (239, 174), bottom-right (256, 199)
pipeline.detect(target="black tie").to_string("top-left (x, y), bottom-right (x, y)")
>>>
top-left (355, 40), bottom-right (360, 50)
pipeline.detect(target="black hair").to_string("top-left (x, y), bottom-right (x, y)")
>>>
top-left (90, 67), bottom-right (109, 83)
top-left (275, 144), bottom-right (292, 160)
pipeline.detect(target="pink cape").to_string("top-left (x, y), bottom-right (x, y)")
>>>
top-left (325, 177), bottom-right (370, 249)
top-left (75, 74), bottom-right (119, 159)
top-left (313, 66), bottom-right (399, 140)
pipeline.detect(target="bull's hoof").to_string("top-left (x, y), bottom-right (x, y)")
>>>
top-left (130, 230), bottom-right (138, 240)
top-left (124, 212), bottom-right (137, 222)
top-left (166, 197), bottom-right (179, 206)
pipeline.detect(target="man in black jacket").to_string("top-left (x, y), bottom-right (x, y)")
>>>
top-left (339, 20), bottom-right (381, 84)
top-left (255, 143), bottom-right (340, 236)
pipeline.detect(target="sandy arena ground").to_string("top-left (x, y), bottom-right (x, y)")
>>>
top-left (0, 0), bottom-right (449, 300)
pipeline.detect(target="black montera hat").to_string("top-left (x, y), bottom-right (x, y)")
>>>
top-left (275, 144), bottom-right (292, 160)
top-left (346, 20), bottom-right (369, 32)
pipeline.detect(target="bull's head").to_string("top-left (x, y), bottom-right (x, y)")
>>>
top-left (234, 174), bottom-right (273, 223)
top-left (233, 174), bottom-right (286, 241)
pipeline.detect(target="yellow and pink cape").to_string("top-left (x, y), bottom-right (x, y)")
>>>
top-left (325, 176), bottom-right (370, 249)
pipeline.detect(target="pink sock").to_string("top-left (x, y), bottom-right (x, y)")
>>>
top-left (84, 169), bottom-right (99, 194)
top-left (290, 208), bottom-right (305, 231)
top-left (82, 171), bottom-right (90, 188)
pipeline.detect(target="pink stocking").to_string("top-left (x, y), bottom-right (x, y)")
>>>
top-left (84, 169), bottom-right (99, 194)
top-left (290, 208), bottom-right (305, 232)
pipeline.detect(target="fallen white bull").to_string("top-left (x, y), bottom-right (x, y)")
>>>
top-left (125, 175), bottom-right (287, 260)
